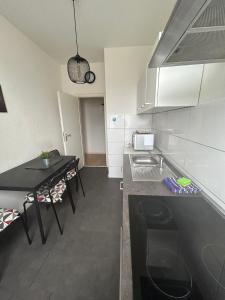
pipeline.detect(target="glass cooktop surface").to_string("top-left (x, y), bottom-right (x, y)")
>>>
top-left (129, 195), bottom-right (225, 300)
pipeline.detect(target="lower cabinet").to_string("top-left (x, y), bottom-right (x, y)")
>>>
top-left (108, 166), bottom-right (123, 178)
top-left (119, 226), bottom-right (123, 300)
top-left (107, 142), bottom-right (124, 178)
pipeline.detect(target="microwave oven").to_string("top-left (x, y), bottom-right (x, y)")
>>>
top-left (132, 132), bottom-right (154, 151)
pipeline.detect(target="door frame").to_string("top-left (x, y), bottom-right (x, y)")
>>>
top-left (77, 93), bottom-right (108, 167)
top-left (57, 91), bottom-right (85, 168)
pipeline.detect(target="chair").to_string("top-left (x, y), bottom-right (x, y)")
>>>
top-left (49, 149), bottom-right (75, 179)
top-left (49, 149), bottom-right (85, 197)
top-left (73, 158), bottom-right (85, 197)
top-left (23, 166), bottom-right (75, 235)
top-left (49, 149), bottom-right (60, 158)
top-left (0, 208), bottom-right (31, 244)
top-left (65, 158), bottom-right (85, 197)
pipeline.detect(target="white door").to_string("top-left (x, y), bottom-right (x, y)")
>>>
top-left (57, 91), bottom-right (84, 167)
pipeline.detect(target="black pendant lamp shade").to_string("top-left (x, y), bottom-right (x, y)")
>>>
top-left (68, 54), bottom-right (90, 84)
top-left (67, 0), bottom-right (90, 84)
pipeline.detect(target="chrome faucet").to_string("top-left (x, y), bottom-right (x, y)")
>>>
top-left (159, 155), bottom-right (164, 169)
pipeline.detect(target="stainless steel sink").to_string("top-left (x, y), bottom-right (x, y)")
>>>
top-left (129, 154), bottom-right (175, 181)
top-left (131, 155), bottom-right (159, 167)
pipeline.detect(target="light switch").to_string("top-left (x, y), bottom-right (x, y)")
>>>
top-left (108, 114), bottom-right (125, 129)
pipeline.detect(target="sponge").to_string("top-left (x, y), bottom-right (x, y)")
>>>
top-left (176, 177), bottom-right (192, 187)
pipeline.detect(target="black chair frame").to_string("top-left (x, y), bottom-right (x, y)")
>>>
top-left (23, 164), bottom-right (76, 236)
top-left (50, 149), bottom-right (85, 197)
top-left (0, 211), bottom-right (31, 245)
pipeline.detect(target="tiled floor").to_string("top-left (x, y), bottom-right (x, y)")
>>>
top-left (0, 167), bottom-right (122, 300)
top-left (85, 153), bottom-right (106, 167)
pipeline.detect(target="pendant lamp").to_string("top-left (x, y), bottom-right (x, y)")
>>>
top-left (67, 0), bottom-right (90, 84)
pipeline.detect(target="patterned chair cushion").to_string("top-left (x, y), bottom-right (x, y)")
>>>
top-left (0, 208), bottom-right (20, 232)
top-left (66, 168), bottom-right (76, 181)
top-left (25, 179), bottom-right (66, 204)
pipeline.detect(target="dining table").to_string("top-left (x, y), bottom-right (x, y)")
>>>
top-left (0, 155), bottom-right (75, 244)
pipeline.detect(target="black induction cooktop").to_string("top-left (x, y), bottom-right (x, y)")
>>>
top-left (129, 195), bottom-right (225, 300)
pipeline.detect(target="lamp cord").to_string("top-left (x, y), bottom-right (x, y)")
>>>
top-left (72, 0), bottom-right (79, 54)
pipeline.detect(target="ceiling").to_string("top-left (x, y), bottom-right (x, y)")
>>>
top-left (0, 0), bottom-right (176, 63)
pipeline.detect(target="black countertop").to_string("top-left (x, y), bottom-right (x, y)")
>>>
top-left (121, 154), bottom-right (225, 300)
top-left (121, 154), bottom-right (178, 300)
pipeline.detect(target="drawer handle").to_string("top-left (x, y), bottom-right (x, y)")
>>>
top-left (120, 181), bottom-right (124, 190)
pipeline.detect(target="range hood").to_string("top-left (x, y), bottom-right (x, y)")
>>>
top-left (149, 0), bottom-right (225, 67)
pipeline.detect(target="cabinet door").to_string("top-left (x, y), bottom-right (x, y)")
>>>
top-left (137, 77), bottom-right (142, 113)
top-left (157, 65), bottom-right (204, 107)
top-left (137, 71), bottom-right (147, 113)
top-left (146, 67), bottom-right (158, 109)
top-left (199, 62), bottom-right (225, 104)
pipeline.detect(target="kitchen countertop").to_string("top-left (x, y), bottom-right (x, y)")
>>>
top-left (124, 146), bottom-right (161, 155)
top-left (121, 154), bottom-right (192, 300)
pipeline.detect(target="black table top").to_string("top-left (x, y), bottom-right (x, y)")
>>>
top-left (0, 156), bottom-right (74, 191)
top-left (25, 157), bottom-right (63, 170)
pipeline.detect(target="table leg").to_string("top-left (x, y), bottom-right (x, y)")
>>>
top-left (34, 191), bottom-right (46, 244)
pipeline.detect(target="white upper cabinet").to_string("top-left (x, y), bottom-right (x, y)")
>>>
top-left (145, 67), bottom-right (159, 109)
top-left (137, 71), bottom-right (146, 114)
top-left (137, 32), bottom-right (204, 114)
top-left (137, 67), bottom-right (159, 113)
top-left (157, 64), bottom-right (204, 107)
top-left (199, 62), bottom-right (225, 105)
top-left (137, 64), bottom-right (204, 114)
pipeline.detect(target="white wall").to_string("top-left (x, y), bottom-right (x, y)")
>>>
top-left (61, 62), bottom-right (105, 97)
top-left (104, 46), bottom-right (153, 177)
top-left (0, 16), bottom-right (63, 210)
top-left (104, 46), bottom-right (153, 114)
top-left (80, 98), bottom-right (106, 154)
top-left (152, 62), bottom-right (225, 212)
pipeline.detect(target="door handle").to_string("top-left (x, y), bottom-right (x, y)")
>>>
top-left (64, 133), bottom-right (72, 142)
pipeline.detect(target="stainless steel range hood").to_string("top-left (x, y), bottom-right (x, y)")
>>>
top-left (149, 0), bottom-right (225, 67)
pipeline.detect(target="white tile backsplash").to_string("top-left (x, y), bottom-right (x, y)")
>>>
top-left (167, 109), bottom-right (190, 137)
top-left (107, 112), bottom-right (152, 177)
top-left (186, 101), bottom-right (225, 151)
top-left (108, 154), bottom-right (123, 167)
top-left (185, 141), bottom-right (225, 206)
top-left (107, 142), bottom-right (124, 155)
top-left (166, 135), bottom-right (187, 167)
top-left (125, 114), bottom-right (152, 129)
top-left (124, 129), bottom-right (134, 146)
top-left (107, 129), bottom-right (124, 142)
top-left (124, 128), bottom-right (152, 147)
top-left (153, 98), bottom-right (225, 210)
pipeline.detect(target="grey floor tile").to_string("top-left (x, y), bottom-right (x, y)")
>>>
top-left (0, 167), bottom-right (121, 300)
top-left (0, 286), bottom-right (12, 300)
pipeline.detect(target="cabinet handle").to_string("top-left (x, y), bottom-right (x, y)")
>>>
top-left (145, 102), bottom-right (152, 105)
top-left (120, 181), bottom-right (124, 190)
